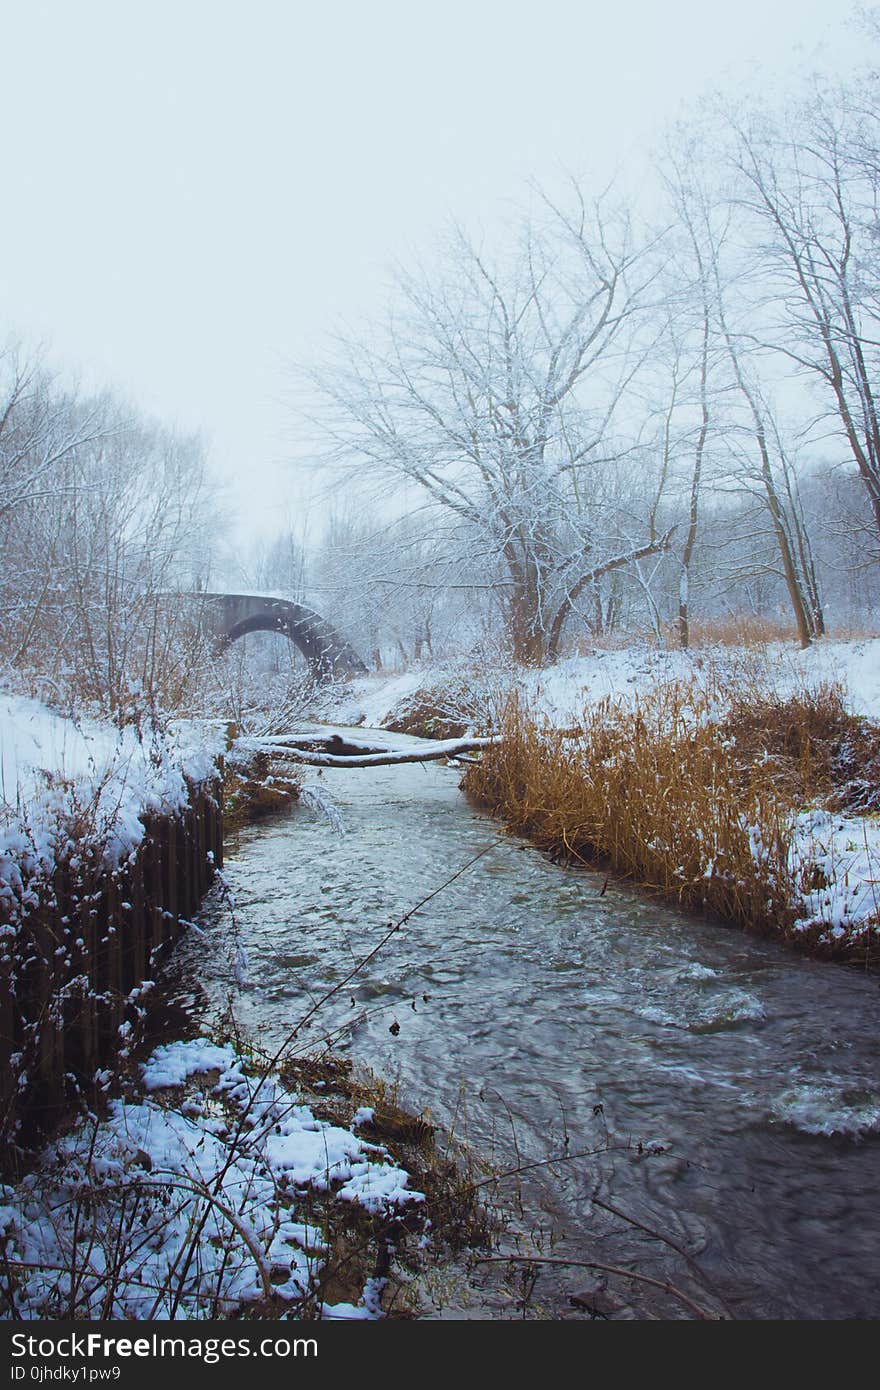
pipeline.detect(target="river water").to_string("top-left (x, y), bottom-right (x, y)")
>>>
top-left (174, 735), bottom-right (880, 1319)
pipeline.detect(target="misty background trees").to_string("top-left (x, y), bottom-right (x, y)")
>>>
top-left (0, 342), bottom-right (217, 711)
top-left (2, 34), bottom-right (880, 714)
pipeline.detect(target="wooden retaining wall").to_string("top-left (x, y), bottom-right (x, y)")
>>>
top-left (0, 782), bottom-right (223, 1153)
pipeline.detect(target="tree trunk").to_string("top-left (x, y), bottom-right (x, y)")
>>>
top-left (506, 570), bottom-right (546, 665)
top-left (679, 307), bottom-right (709, 649)
top-left (546, 533), bottom-right (675, 661)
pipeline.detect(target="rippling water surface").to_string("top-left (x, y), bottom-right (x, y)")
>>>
top-left (174, 733), bottom-right (880, 1318)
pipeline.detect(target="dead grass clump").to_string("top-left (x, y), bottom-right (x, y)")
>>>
top-left (462, 684), bottom-right (791, 939)
top-left (464, 678), bottom-right (880, 955)
top-left (721, 683), bottom-right (880, 813)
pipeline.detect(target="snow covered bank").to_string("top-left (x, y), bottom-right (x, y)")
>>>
top-left (0, 694), bottom-right (225, 905)
top-left (326, 638), bottom-right (880, 731)
top-left (0, 693), bottom-right (226, 1148)
top-left (0, 1038), bottom-right (425, 1319)
top-left (329, 642), bottom-right (880, 960)
top-left (788, 810), bottom-right (880, 945)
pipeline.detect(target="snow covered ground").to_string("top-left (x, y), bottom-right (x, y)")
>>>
top-left (788, 809), bottom-right (880, 942)
top-left (331, 637), bottom-right (880, 728)
top-left (0, 1038), bottom-right (423, 1319)
top-left (0, 694), bottom-right (225, 913)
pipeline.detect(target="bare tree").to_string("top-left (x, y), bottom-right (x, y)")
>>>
top-left (658, 138), bottom-right (826, 648)
top-left (717, 326), bottom-right (825, 647)
top-left (725, 86), bottom-right (880, 552)
top-left (655, 144), bottom-right (726, 649)
top-left (1, 365), bottom-right (217, 710)
top-left (308, 194), bottom-right (673, 665)
top-left (0, 341), bottom-right (115, 522)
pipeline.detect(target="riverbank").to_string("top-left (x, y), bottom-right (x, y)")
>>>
top-left (0, 696), bottom-right (228, 1151)
top-left (173, 721), bottom-right (880, 1318)
top-left (0, 1022), bottom-right (491, 1319)
top-left (322, 638), bottom-right (880, 964)
top-left (222, 731), bottom-right (303, 833)
top-left (462, 680), bottom-right (880, 962)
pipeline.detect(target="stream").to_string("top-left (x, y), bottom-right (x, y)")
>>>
top-left (172, 732), bottom-right (880, 1319)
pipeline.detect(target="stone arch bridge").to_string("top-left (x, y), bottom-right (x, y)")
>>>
top-left (193, 592), bottom-right (368, 681)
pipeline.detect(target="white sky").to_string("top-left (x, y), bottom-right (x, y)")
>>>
top-left (0, 1), bottom-right (868, 554)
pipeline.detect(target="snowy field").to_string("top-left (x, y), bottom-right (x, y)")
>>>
top-left (333, 637), bottom-right (880, 728)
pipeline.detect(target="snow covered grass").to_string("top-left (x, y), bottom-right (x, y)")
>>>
top-left (328, 637), bottom-right (880, 732)
top-left (788, 810), bottom-right (880, 946)
top-left (0, 1038), bottom-right (429, 1320)
top-left (462, 673), bottom-right (880, 960)
top-left (326, 660), bottom-right (520, 737)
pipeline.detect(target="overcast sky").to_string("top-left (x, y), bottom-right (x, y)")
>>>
top-left (0, 1), bottom-right (868, 553)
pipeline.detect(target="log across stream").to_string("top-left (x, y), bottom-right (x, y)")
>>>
top-left (242, 730), bottom-right (501, 767)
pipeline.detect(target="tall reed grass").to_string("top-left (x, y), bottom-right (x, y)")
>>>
top-left (462, 676), bottom-right (880, 957)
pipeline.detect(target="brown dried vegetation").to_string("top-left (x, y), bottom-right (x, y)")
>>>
top-left (383, 688), bottom-right (470, 740)
top-left (462, 676), bottom-right (880, 958)
top-left (221, 752), bottom-right (301, 837)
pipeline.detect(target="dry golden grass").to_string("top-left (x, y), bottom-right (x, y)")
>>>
top-left (675, 615), bottom-right (802, 648)
top-left (566, 615), bottom-right (801, 654)
top-left (721, 685), bottom-right (880, 813)
top-left (462, 677), bottom-right (880, 957)
top-left (568, 616), bottom-right (880, 655)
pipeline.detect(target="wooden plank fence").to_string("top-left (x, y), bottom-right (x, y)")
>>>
top-left (0, 782), bottom-right (223, 1154)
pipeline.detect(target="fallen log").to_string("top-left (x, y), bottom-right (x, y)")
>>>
top-left (255, 732), bottom-right (396, 756)
top-left (242, 733), bottom-right (502, 768)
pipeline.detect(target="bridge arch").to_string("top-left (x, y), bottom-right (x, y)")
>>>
top-left (196, 593), bottom-right (367, 682)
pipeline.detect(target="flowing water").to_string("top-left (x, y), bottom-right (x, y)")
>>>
top-left (173, 732), bottom-right (880, 1319)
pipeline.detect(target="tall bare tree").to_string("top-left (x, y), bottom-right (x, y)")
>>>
top-left (726, 86), bottom-right (880, 552)
top-left (308, 194), bottom-right (673, 664)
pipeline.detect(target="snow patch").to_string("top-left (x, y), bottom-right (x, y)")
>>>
top-left (0, 1039), bottom-right (424, 1319)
